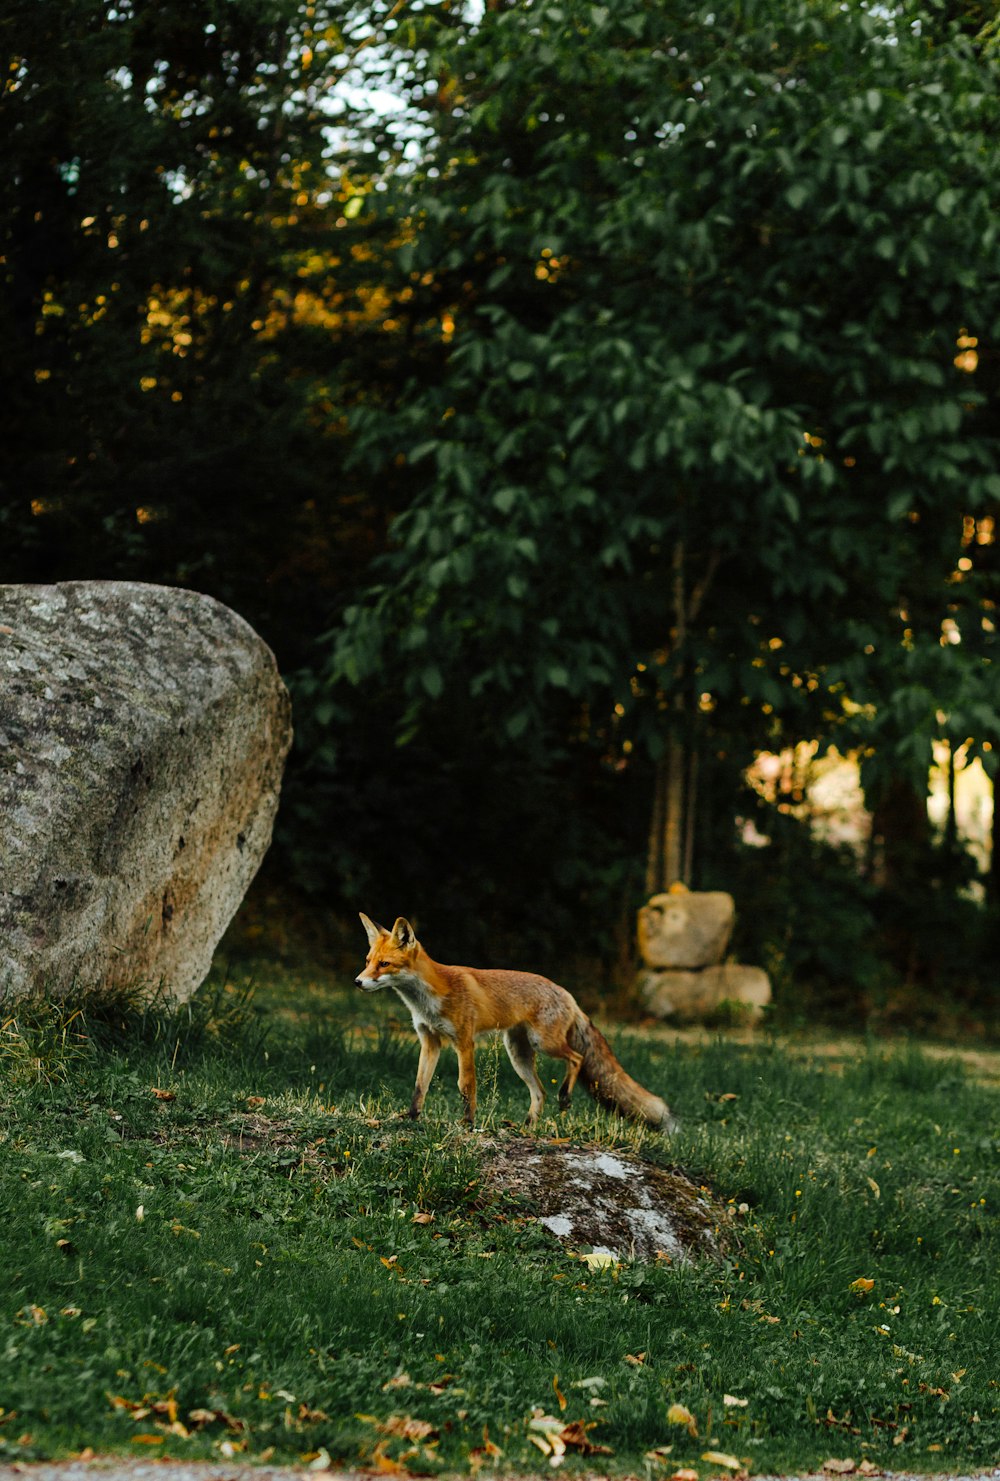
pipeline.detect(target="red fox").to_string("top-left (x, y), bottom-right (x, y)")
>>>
top-left (356, 914), bottom-right (676, 1132)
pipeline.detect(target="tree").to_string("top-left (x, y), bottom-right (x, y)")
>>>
top-left (0, 0), bottom-right (397, 668)
top-left (326, 0), bottom-right (1000, 897)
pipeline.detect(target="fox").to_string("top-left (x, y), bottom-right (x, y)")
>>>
top-left (356, 913), bottom-right (676, 1132)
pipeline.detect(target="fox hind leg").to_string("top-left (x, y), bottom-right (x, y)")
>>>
top-left (503, 1026), bottom-right (546, 1126)
top-left (556, 1044), bottom-right (584, 1112)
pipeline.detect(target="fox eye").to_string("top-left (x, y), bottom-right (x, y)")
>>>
top-left (376, 959), bottom-right (390, 969)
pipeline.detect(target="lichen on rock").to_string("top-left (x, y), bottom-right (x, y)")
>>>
top-left (482, 1136), bottom-right (724, 1263)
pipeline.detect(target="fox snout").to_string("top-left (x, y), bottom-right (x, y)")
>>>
top-left (355, 973), bottom-right (382, 991)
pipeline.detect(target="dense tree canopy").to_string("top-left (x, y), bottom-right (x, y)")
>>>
top-left (2, 0), bottom-right (999, 997)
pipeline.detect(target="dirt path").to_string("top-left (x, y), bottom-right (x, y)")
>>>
top-left (2, 1462), bottom-right (999, 1481)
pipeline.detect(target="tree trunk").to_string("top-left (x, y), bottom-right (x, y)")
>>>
top-left (943, 742), bottom-right (958, 852)
top-left (683, 745), bottom-right (699, 886)
top-left (871, 775), bottom-right (930, 892)
top-left (643, 542), bottom-right (720, 896)
top-left (662, 732), bottom-right (686, 889)
top-left (989, 773), bottom-right (1000, 906)
top-left (645, 755), bottom-right (668, 897)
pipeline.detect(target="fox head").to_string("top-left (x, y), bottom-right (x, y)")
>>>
top-left (355, 913), bottom-right (419, 990)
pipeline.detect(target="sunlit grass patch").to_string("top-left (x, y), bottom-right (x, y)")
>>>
top-left (1, 971), bottom-right (997, 1473)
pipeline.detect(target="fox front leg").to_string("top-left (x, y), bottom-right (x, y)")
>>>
top-left (410, 1025), bottom-right (442, 1119)
top-left (456, 1039), bottom-right (477, 1126)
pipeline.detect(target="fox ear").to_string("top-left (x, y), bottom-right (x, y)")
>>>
top-left (391, 916), bottom-right (417, 949)
top-left (359, 912), bottom-right (384, 946)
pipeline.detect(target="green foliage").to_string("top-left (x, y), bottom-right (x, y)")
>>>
top-left (0, 0), bottom-right (387, 670)
top-left (3, 0), bottom-right (1000, 994)
top-left (329, 0), bottom-right (1000, 786)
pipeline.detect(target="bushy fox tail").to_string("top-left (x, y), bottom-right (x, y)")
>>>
top-left (570, 1016), bottom-right (676, 1133)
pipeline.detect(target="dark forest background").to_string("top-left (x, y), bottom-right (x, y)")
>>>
top-left (3, 0), bottom-right (1000, 1026)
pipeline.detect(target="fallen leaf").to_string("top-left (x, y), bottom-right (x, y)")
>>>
top-left (469, 1429), bottom-right (504, 1472)
top-left (723, 1395), bottom-right (748, 1408)
top-left (645, 1446), bottom-right (675, 1464)
top-left (670, 1470), bottom-right (700, 1481)
top-left (375, 1414), bottom-right (437, 1442)
top-left (187, 1407), bottom-right (245, 1432)
top-left (560, 1419), bottom-right (613, 1456)
top-left (625, 1351), bottom-right (648, 1366)
top-left (412, 1212), bottom-right (435, 1225)
top-left (150, 1088), bottom-right (176, 1102)
top-left (528, 1433), bottom-right (556, 1461)
top-left (857, 1462), bottom-right (882, 1475)
top-left (246, 1096), bottom-right (266, 1108)
top-left (701, 1450), bottom-right (742, 1469)
top-left (369, 1439), bottom-right (408, 1473)
top-left (866, 1177), bottom-right (880, 1199)
top-left (719, 1093), bottom-right (739, 1102)
top-left (667, 1403), bottom-right (699, 1437)
top-left (298, 1403), bottom-right (329, 1423)
top-left (381, 1373), bottom-right (412, 1392)
top-left (849, 1278), bottom-right (875, 1293)
top-left (553, 1376), bottom-right (567, 1411)
top-left (822, 1459), bottom-right (856, 1474)
top-left (131, 1435), bottom-right (164, 1445)
top-left (427, 1375), bottom-right (457, 1395)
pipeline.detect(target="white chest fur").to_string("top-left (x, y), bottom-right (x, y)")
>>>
top-left (390, 971), bottom-right (457, 1039)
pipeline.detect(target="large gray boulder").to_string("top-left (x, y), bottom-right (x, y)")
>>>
top-left (0, 582), bottom-right (292, 1003)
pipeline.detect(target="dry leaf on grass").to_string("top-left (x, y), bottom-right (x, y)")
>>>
top-left (822, 1458), bottom-right (857, 1474)
top-left (701, 1449), bottom-right (743, 1470)
top-left (666, 1402), bottom-right (699, 1437)
top-left (360, 1413), bottom-right (438, 1443)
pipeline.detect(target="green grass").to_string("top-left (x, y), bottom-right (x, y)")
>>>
top-left (1, 971), bottom-right (998, 1476)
